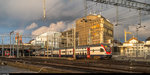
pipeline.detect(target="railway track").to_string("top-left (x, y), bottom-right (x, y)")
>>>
top-left (0, 57), bottom-right (149, 73)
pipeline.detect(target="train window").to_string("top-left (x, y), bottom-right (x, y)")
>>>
top-left (82, 53), bottom-right (84, 55)
top-left (62, 51), bottom-right (66, 53)
top-left (100, 48), bottom-right (104, 52)
top-left (93, 49), bottom-right (94, 52)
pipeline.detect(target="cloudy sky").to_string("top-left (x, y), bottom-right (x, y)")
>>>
top-left (0, 0), bottom-right (150, 44)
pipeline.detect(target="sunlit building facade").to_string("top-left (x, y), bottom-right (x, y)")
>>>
top-left (120, 36), bottom-right (145, 58)
top-left (76, 14), bottom-right (113, 46)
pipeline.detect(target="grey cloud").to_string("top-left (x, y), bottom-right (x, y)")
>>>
top-left (0, 0), bottom-right (83, 21)
top-left (26, 22), bottom-right (38, 30)
top-left (32, 21), bottom-right (74, 35)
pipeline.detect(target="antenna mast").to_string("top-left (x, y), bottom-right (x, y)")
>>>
top-left (43, 0), bottom-right (46, 20)
top-left (84, 0), bottom-right (87, 17)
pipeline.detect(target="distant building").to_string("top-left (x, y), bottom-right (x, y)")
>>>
top-left (76, 14), bottom-right (113, 46)
top-left (145, 37), bottom-right (150, 45)
top-left (144, 37), bottom-right (150, 58)
top-left (112, 40), bottom-right (123, 55)
top-left (59, 29), bottom-right (78, 48)
top-left (120, 36), bottom-right (145, 58)
top-left (31, 31), bottom-right (61, 49)
top-left (28, 39), bottom-right (34, 44)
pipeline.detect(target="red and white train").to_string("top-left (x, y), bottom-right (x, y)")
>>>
top-left (5, 50), bottom-right (10, 56)
top-left (33, 44), bottom-right (112, 59)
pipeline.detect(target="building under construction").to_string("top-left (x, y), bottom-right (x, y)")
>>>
top-left (59, 29), bottom-right (78, 48)
top-left (76, 14), bottom-right (114, 46)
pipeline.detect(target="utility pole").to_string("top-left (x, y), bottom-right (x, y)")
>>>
top-left (72, 29), bottom-right (74, 47)
top-left (67, 32), bottom-right (69, 48)
top-left (73, 24), bottom-right (76, 59)
top-left (136, 10), bottom-right (141, 58)
top-left (115, 4), bottom-right (119, 55)
top-left (51, 33), bottom-right (55, 57)
top-left (10, 33), bottom-right (11, 56)
top-left (44, 39), bottom-right (45, 57)
top-left (17, 34), bottom-right (19, 58)
top-left (13, 33), bottom-right (15, 57)
top-left (10, 31), bottom-right (14, 56)
top-left (2, 36), bottom-right (4, 57)
top-left (47, 35), bottom-right (49, 58)
top-left (43, 0), bottom-right (46, 20)
top-left (136, 27), bottom-right (139, 58)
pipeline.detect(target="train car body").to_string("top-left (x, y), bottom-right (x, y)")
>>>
top-left (5, 50), bottom-right (10, 56)
top-left (33, 44), bottom-right (112, 59)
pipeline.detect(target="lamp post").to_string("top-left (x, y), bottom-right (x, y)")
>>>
top-left (51, 33), bottom-right (56, 57)
top-left (10, 31), bottom-right (14, 56)
top-left (47, 35), bottom-right (49, 58)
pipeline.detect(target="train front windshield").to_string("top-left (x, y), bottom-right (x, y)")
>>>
top-left (105, 46), bottom-right (111, 52)
top-left (101, 44), bottom-right (111, 54)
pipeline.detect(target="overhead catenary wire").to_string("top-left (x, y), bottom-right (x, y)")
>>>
top-left (1, 0), bottom-right (150, 47)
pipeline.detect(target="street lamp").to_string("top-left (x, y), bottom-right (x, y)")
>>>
top-left (10, 31), bottom-right (14, 56)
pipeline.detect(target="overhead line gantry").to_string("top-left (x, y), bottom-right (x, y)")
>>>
top-left (87, 0), bottom-right (150, 12)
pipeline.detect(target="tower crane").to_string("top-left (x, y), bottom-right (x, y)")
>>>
top-left (124, 29), bottom-right (132, 42)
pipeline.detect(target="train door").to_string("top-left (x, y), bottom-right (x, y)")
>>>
top-left (59, 49), bottom-right (61, 57)
top-left (5, 50), bottom-right (10, 56)
top-left (73, 48), bottom-right (75, 58)
top-left (87, 47), bottom-right (90, 59)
